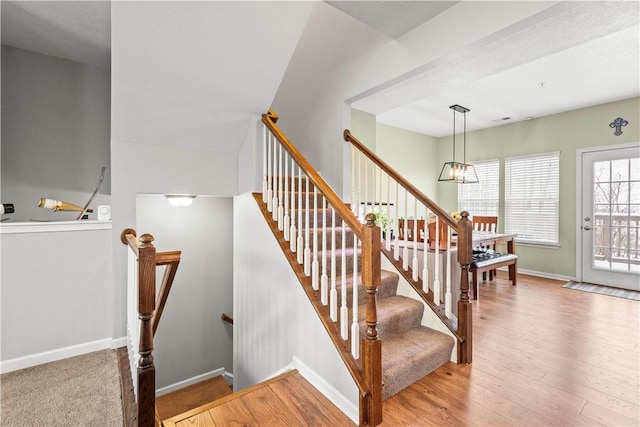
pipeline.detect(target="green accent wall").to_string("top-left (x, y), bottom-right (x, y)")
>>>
top-left (351, 109), bottom-right (440, 197)
top-left (353, 97), bottom-right (639, 279)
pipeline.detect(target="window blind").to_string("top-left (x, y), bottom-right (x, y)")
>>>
top-left (505, 152), bottom-right (560, 245)
top-left (458, 159), bottom-right (500, 217)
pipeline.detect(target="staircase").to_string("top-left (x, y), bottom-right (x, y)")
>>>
top-left (258, 110), bottom-right (474, 426)
top-left (255, 192), bottom-right (455, 400)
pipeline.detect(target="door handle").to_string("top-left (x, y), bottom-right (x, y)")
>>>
top-left (584, 217), bottom-right (591, 222)
top-left (583, 226), bottom-right (592, 231)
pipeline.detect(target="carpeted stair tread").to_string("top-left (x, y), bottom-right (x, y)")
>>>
top-left (340, 269), bottom-right (399, 306)
top-left (381, 327), bottom-right (454, 400)
top-left (358, 295), bottom-right (424, 341)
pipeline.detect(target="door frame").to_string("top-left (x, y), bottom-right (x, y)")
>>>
top-left (575, 141), bottom-right (640, 283)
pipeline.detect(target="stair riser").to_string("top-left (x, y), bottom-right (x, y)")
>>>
top-left (267, 176), bottom-right (317, 193)
top-left (358, 299), bottom-right (424, 342)
top-left (339, 271), bottom-right (399, 307)
top-left (306, 227), bottom-right (356, 248)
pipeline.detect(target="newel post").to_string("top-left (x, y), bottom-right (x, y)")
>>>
top-left (361, 213), bottom-right (382, 426)
top-left (137, 233), bottom-right (157, 427)
top-left (456, 212), bottom-right (473, 364)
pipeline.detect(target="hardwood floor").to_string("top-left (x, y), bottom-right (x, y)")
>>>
top-left (162, 370), bottom-right (354, 427)
top-left (157, 376), bottom-right (233, 421)
top-left (167, 273), bottom-right (639, 426)
top-left (382, 272), bottom-right (639, 426)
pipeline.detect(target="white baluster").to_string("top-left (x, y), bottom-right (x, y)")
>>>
top-left (363, 156), bottom-right (368, 222)
top-left (283, 151), bottom-right (290, 240)
top-left (351, 147), bottom-right (357, 218)
top-left (340, 219), bottom-right (348, 340)
top-left (445, 227), bottom-right (452, 318)
top-left (262, 125), bottom-right (268, 204)
top-left (402, 189), bottom-right (409, 270)
top-left (321, 197), bottom-right (328, 305)
top-left (386, 173), bottom-right (391, 251)
top-left (277, 143), bottom-right (284, 228)
top-left (296, 172), bottom-right (303, 263)
top-left (412, 198), bottom-right (420, 281)
top-left (304, 176), bottom-right (311, 276)
top-left (394, 180), bottom-right (400, 260)
top-left (330, 207), bottom-right (337, 321)
top-left (312, 185), bottom-right (319, 290)
top-left (434, 218), bottom-right (441, 305)
top-left (377, 166), bottom-right (382, 223)
top-left (289, 160), bottom-right (296, 250)
top-left (266, 132), bottom-right (273, 212)
top-left (272, 137), bottom-right (278, 221)
top-left (351, 236), bottom-right (359, 359)
top-left (422, 206), bottom-right (430, 293)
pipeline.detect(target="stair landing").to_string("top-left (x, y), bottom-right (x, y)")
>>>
top-left (162, 370), bottom-right (355, 426)
top-left (156, 375), bottom-right (232, 421)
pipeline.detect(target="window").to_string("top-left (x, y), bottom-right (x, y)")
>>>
top-left (458, 159), bottom-right (499, 217)
top-left (505, 152), bottom-right (560, 245)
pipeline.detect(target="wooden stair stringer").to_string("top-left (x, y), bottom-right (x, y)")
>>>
top-left (251, 192), bottom-right (366, 380)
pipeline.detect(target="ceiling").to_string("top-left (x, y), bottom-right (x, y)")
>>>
top-left (341, 1), bottom-right (640, 136)
top-left (1, 1), bottom-right (639, 138)
top-left (1, 1), bottom-right (111, 70)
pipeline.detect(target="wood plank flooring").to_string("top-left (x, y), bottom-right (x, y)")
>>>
top-left (168, 272), bottom-right (639, 426)
top-left (162, 370), bottom-right (354, 427)
top-left (382, 272), bottom-right (639, 426)
top-left (156, 376), bottom-right (233, 421)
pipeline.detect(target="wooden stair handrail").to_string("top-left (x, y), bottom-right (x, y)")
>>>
top-left (262, 111), bottom-right (382, 426)
top-left (152, 255), bottom-right (180, 336)
top-left (262, 111), bottom-right (365, 237)
top-left (343, 129), bottom-right (458, 230)
top-left (121, 230), bottom-right (182, 336)
top-left (253, 193), bottom-right (377, 426)
top-left (221, 313), bottom-right (234, 325)
top-left (344, 129), bottom-right (474, 364)
top-left (120, 228), bottom-right (182, 427)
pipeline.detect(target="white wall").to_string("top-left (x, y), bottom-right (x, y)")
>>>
top-left (0, 222), bottom-right (112, 372)
top-left (237, 117), bottom-right (263, 195)
top-left (1, 46), bottom-right (111, 222)
top-left (110, 141), bottom-right (237, 339)
top-left (233, 192), bottom-right (358, 421)
top-left (136, 195), bottom-right (233, 390)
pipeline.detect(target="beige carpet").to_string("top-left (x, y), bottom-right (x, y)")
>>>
top-left (1, 349), bottom-right (123, 427)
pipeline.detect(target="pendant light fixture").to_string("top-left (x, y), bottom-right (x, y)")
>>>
top-left (437, 104), bottom-right (479, 184)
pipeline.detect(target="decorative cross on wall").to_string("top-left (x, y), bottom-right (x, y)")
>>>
top-left (609, 117), bottom-right (628, 136)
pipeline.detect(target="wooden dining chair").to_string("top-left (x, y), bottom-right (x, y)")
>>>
top-left (427, 218), bottom-right (451, 251)
top-left (397, 219), bottom-right (425, 242)
top-left (472, 215), bottom-right (498, 233)
top-left (472, 215), bottom-right (499, 279)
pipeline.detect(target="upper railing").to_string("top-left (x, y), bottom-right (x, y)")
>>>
top-left (121, 229), bottom-right (181, 427)
top-left (262, 110), bottom-right (382, 426)
top-left (343, 130), bottom-right (473, 364)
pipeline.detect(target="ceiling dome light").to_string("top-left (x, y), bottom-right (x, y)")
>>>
top-left (165, 194), bottom-right (197, 207)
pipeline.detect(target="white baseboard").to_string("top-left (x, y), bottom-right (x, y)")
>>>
top-left (155, 367), bottom-right (229, 397)
top-left (110, 336), bottom-right (128, 349)
top-left (506, 267), bottom-right (574, 282)
top-left (291, 356), bottom-right (358, 424)
top-left (0, 338), bottom-right (115, 374)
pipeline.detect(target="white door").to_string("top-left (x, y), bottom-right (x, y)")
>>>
top-left (580, 144), bottom-right (640, 290)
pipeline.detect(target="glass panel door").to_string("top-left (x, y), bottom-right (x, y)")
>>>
top-left (581, 145), bottom-right (640, 290)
